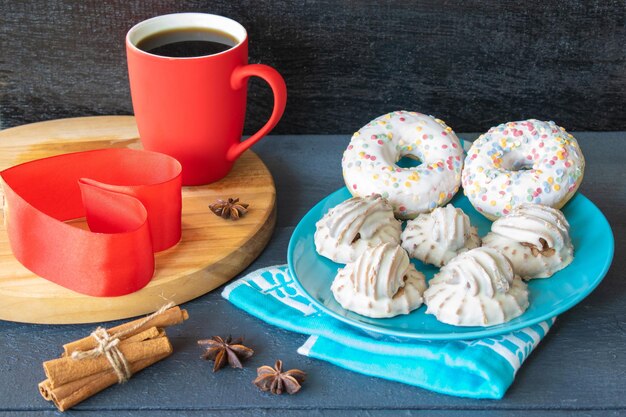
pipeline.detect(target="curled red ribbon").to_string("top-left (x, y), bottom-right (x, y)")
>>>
top-left (0, 148), bottom-right (182, 296)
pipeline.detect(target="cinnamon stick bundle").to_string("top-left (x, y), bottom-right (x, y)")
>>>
top-left (38, 306), bottom-right (188, 412)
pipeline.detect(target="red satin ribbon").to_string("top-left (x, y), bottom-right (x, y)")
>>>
top-left (0, 148), bottom-right (182, 296)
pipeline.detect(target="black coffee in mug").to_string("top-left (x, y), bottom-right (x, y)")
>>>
top-left (136, 27), bottom-right (238, 57)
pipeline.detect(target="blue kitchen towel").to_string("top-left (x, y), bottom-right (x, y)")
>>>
top-left (222, 265), bottom-right (554, 399)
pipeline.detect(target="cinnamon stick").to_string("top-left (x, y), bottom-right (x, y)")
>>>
top-left (38, 379), bottom-right (53, 401)
top-left (123, 326), bottom-right (164, 344)
top-left (45, 336), bottom-right (172, 388)
top-left (62, 306), bottom-right (187, 355)
top-left (39, 352), bottom-right (171, 411)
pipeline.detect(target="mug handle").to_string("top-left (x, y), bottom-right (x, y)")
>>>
top-left (227, 64), bottom-right (287, 161)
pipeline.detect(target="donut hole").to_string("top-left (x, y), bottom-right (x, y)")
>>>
top-left (396, 154), bottom-right (422, 169)
top-left (501, 151), bottom-right (535, 172)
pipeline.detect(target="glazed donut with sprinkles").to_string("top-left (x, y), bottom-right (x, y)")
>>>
top-left (342, 111), bottom-right (464, 219)
top-left (462, 120), bottom-right (585, 220)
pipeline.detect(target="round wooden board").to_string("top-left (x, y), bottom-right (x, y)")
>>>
top-left (0, 116), bottom-right (276, 324)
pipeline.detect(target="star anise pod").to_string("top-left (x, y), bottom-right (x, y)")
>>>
top-left (197, 336), bottom-right (254, 372)
top-left (253, 360), bottom-right (307, 395)
top-left (209, 198), bottom-right (249, 220)
top-left (521, 238), bottom-right (556, 257)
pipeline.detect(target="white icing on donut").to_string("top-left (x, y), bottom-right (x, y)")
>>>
top-left (462, 120), bottom-right (585, 220)
top-left (482, 203), bottom-right (574, 279)
top-left (424, 247), bottom-right (529, 326)
top-left (314, 194), bottom-right (401, 263)
top-left (331, 243), bottom-right (426, 318)
top-left (342, 111), bottom-right (464, 219)
top-left (401, 204), bottom-right (481, 267)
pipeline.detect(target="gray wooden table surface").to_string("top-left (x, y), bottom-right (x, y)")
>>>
top-left (0, 133), bottom-right (624, 416)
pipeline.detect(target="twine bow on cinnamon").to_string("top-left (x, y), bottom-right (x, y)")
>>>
top-left (71, 327), bottom-right (132, 383)
top-left (70, 302), bottom-right (175, 384)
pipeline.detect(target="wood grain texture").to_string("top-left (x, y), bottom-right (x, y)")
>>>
top-left (0, 116), bottom-right (276, 324)
top-left (0, 133), bottom-right (623, 415)
top-left (0, 1), bottom-right (625, 133)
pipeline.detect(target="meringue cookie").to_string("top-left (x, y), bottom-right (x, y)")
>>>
top-left (424, 247), bottom-right (529, 326)
top-left (482, 203), bottom-right (574, 279)
top-left (401, 204), bottom-right (481, 267)
top-left (315, 194), bottom-right (401, 264)
top-left (331, 243), bottom-right (426, 318)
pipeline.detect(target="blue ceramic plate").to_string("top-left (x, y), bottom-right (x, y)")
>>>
top-left (288, 188), bottom-right (614, 340)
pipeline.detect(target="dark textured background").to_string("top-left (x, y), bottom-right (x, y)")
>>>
top-left (1, 0), bottom-right (625, 133)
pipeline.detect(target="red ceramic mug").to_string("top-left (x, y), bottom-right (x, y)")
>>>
top-left (126, 13), bottom-right (287, 185)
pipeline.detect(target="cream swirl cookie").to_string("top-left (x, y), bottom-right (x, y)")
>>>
top-left (482, 203), bottom-right (573, 279)
top-left (401, 204), bottom-right (481, 267)
top-left (424, 247), bottom-right (529, 327)
top-left (342, 111), bottom-right (464, 219)
top-left (462, 120), bottom-right (585, 220)
top-left (331, 243), bottom-right (426, 318)
top-left (314, 194), bottom-right (401, 264)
